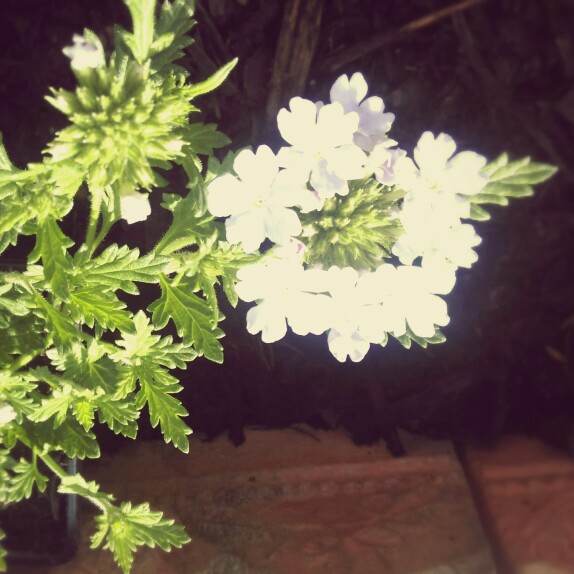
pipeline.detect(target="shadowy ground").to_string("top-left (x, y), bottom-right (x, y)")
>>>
top-left (1, 0), bottom-right (574, 454)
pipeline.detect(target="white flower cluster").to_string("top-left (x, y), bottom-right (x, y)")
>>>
top-left (207, 73), bottom-right (489, 362)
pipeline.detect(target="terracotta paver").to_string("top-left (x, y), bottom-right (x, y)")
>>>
top-left (11, 427), bottom-right (495, 573)
top-left (463, 434), bottom-right (574, 574)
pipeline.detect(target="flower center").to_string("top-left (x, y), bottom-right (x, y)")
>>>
top-left (253, 195), bottom-right (266, 209)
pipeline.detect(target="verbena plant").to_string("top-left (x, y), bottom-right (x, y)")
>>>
top-left (0, 0), bottom-right (556, 571)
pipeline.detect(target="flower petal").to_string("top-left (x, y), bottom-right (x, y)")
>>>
top-left (277, 97), bottom-right (318, 148)
top-left (246, 301), bottom-right (287, 343)
top-left (207, 174), bottom-right (248, 217)
top-left (264, 206), bottom-right (302, 245)
top-left (226, 211), bottom-right (266, 252)
top-left (327, 329), bottom-right (370, 362)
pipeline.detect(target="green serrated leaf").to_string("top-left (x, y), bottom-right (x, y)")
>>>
top-left (52, 419), bottom-right (100, 459)
top-left (93, 500), bottom-right (190, 574)
top-left (75, 244), bottom-right (169, 295)
top-left (29, 392), bottom-right (72, 428)
top-left (69, 287), bottom-right (134, 332)
top-left (478, 182), bottom-right (533, 198)
top-left (183, 123), bottom-right (230, 156)
top-left (221, 271), bottom-right (238, 307)
top-left (123, 0), bottom-right (156, 63)
top-left (472, 154), bottom-right (557, 215)
top-left (155, 192), bottom-right (216, 255)
top-left (187, 58), bottom-right (238, 99)
top-left (30, 217), bottom-right (74, 301)
top-left (5, 458), bottom-right (48, 503)
top-left (149, 275), bottom-right (224, 362)
top-left (135, 361), bottom-right (191, 452)
top-left (73, 398), bottom-right (96, 432)
top-left (33, 294), bottom-right (80, 348)
top-left (97, 395), bottom-right (139, 438)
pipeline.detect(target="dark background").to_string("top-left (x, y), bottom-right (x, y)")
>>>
top-left (1, 0), bottom-right (573, 455)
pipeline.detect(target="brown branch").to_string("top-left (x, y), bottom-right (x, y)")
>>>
top-left (317, 0), bottom-right (487, 74)
top-left (265, 0), bottom-right (325, 124)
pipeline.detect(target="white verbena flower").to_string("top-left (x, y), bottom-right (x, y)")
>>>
top-left (236, 259), bottom-right (332, 343)
top-left (63, 34), bottom-right (105, 70)
top-left (0, 402), bottom-right (16, 426)
top-left (277, 98), bottom-right (366, 200)
top-left (392, 192), bottom-right (482, 268)
top-left (207, 146), bottom-right (305, 253)
top-left (324, 267), bottom-right (389, 362)
top-left (120, 191), bottom-right (152, 224)
top-left (396, 131), bottom-right (488, 203)
top-left (375, 263), bottom-right (454, 339)
top-left (330, 72), bottom-right (395, 152)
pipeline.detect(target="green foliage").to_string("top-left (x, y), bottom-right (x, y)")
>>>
top-left (469, 154), bottom-right (557, 220)
top-left (2, 457), bottom-right (48, 503)
top-left (149, 276), bottom-right (224, 363)
top-left (122, 0), bottom-right (157, 63)
top-left (0, 1), bottom-right (247, 571)
top-left (59, 474), bottom-right (189, 574)
top-left (156, 192), bottom-right (217, 256)
top-left (301, 178), bottom-right (404, 270)
top-left (73, 244), bottom-right (169, 295)
top-left (0, 0), bottom-right (555, 571)
top-left (392, 327), bottom-right (446, 350)
top-left (29, 217), bottom-right (74, 301)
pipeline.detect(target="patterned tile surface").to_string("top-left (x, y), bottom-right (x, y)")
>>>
top-left (11, 428), bottom-right (495, 574)
top-left (464, 435), bottom-right (574, 574)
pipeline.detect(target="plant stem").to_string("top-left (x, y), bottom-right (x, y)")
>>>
top-left (8, 349), bottom-right (42, 374)
top-left (91, 210), bottom-right (113, 256)
top-left (85, 188), bottom-right (103, 255)
top-left (37, 450), bottom-right (67, 480)
top-left (37, 450), bottom-right (110, 514)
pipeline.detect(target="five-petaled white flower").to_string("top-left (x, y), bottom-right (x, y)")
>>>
top-left (277, 98), bottom-right (366, 200)
top-left (396, 131), bottom-right (488, 204)
top-left (330, 72), bottom-right (395, 152)
top-left (120, 191), bottom-right (152, 224)
top-left (392, 192), bottom-right (482, 269)
top-left (207, 146), bottom-right (305, 253)
top-left (375, 263), bottom-right (455, 339)
top-left (236, 259), bottom-right (332, 343)
top-left (324, 267), bottom-right (389, 362)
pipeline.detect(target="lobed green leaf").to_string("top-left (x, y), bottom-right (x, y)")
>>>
top-left (149, 275), bottom-right (224, 363)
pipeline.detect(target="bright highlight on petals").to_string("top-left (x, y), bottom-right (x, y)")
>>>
top-left (207, 145), bottom-right (305, 252)
top-left (120, 191), bottom-right (152, 224)
top-left (277, 98), bottom-right (366, 200)
top-left (206, 71), bottom-right (528, 362)
top-left (0, 402), bottom-right (17, 426)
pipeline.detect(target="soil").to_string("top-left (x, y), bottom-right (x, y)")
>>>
top-left (0, 0), bottom-right (573, 456)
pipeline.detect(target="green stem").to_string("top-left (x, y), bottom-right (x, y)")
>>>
top-left (36, 450), bottom-right (110, 514)
top-left (8, 349), bottom-right (42, 374)
top-left (36, 450), bottom-right (67, 480)
top-left (85, 188), bottom-right (103, 255)
top-left (91, 210), bottom-right (113, 256)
